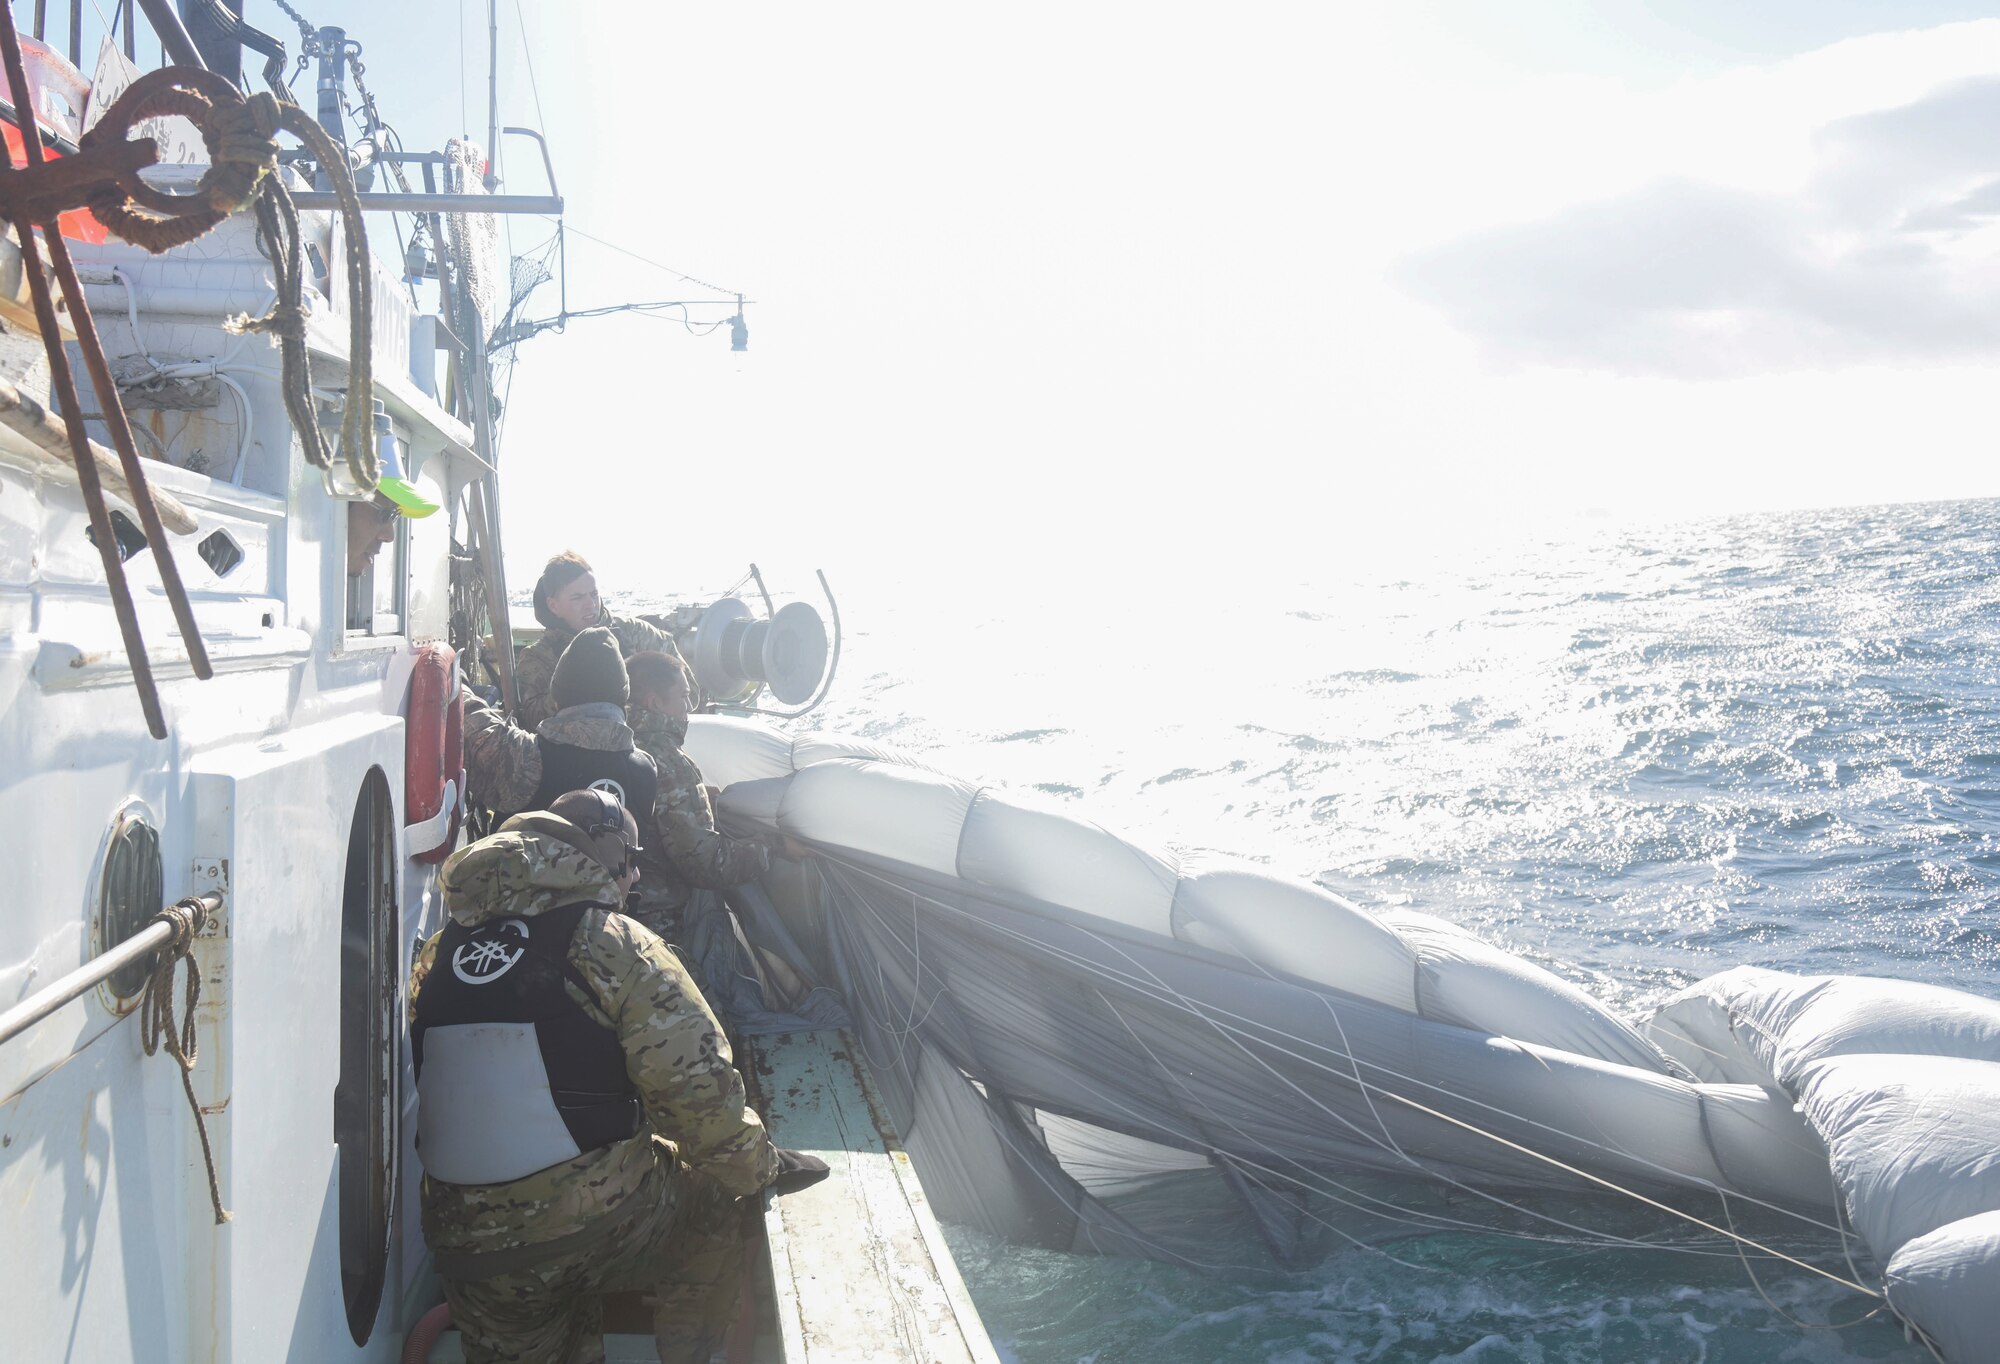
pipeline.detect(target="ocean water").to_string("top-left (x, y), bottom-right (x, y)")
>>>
top-left (639, 497), bottom-right (2000, 1361)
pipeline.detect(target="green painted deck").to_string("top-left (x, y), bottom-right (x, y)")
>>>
top-left (427, 1029), bottom-right (997, 1363)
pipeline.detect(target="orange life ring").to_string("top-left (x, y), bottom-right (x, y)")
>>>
top-left (406, 643), bottom-right (464, 863)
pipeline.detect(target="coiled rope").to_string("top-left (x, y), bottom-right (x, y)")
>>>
top-left (139, 896), bottom-right (231, 1226)
top-left (0, 6), bottom-right (376, 736)
top-left (76, 66), bottom-right (376, 491)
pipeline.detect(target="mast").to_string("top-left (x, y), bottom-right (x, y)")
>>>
top-left (484, 0), bottom-right (499, 190)
top-left (315, 25), bottom-right (347, 143)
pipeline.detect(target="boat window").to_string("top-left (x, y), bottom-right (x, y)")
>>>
top-left (335, 767), bottom-right (398, 1345)
top-left (344, 502), bottom-right (407, 638)
top-left (83, 508), bottom-right (149, 563)
top-left (196, 528), bottom-right (243, 577)
top-left (94, 805), bottom-right (162, 1002)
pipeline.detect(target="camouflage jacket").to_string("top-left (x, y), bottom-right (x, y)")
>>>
top-left (631, 710), bottom-right (776, 919)
top-left (409, 813), bottom-right (778, 1259)
top-left (515, 609), bottom-right (683, 731)
top-left (462, 691), bottom-right (651, 824)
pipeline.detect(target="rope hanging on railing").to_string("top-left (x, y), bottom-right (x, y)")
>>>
top-left (138, 896), bottom-right (230, 1225)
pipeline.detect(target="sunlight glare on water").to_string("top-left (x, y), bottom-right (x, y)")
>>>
top-left (624, 499), bottom-right (2000, 1361)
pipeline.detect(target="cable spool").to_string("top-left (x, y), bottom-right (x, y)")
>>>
top-left (690, 597), bottom-right (830, 706)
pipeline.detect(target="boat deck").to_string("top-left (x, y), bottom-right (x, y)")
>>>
top-left (426, 1029), bottom-right (997, 1363)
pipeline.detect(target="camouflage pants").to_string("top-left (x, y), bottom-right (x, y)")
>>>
top-left (442, 1164), bottom-right (745, 1364)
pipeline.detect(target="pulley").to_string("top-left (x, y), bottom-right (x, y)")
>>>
top-left (690, 597), bottom-right (830, 706)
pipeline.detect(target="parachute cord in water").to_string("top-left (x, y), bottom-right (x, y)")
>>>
top-left (825, 858), bottom-right (1836, 1269)
top-left (829, 853), bottom-right (1849, 1238)
top-left (1718, 1190), bottom-right (1888, 1331)
top-left (1828, 1162), bottom-right (1878, 1313)
top-left (824, 864), bottom-right (1462, 1269)
top-left (819, 866), bottom-right (1271, 1276)
top-left (832, 852), bottom-right (1856, 1239)
top-left (1085, 981), bottom-right (1732, 1262)
top-left (1080, 923), bottom-right (1862, 1269)
top-left (821, 852), bottom-right (1873, 1272)
top-left (1355, 1084), bottom-right (1881, 1298)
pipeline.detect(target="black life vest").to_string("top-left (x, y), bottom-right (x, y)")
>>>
top-left (530, 736), bottom-right (659, 835)
top-left (411, 902), bottom-right (641, 1184)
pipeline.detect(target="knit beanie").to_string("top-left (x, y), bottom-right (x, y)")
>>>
top-left (551, 626), bottom-right (630, 709)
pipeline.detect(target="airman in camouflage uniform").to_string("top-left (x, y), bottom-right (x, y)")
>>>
top-left (410, 802), bottom-right (780, 1363)
top-left (460, 687), bottom-right (651, 824)
top-left (517, 550), bottom-right (688, 730)
top-left (624, 651), bottom-right (783, 940)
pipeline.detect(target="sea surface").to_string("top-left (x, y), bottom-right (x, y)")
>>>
top-left (634, 497), bottom-right (2000, 1362)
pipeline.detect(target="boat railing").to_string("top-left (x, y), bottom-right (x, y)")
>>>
top-left (0, 891), bottom-right (221, 1047)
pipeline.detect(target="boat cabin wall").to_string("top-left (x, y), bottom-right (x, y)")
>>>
top-left (0, 192), bottom-right (475, 1361)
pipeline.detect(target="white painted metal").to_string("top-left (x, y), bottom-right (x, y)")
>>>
top-left (0, 181), bottom-right (474, 1362)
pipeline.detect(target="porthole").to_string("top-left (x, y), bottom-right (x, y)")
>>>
top-left (94, 805), bottom-right (163, 1001)
top-left (197, 528), bottom-right (243, 577)
top-left (84, 509), bottom-right (149, 563)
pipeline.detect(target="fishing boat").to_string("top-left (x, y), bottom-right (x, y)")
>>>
top-left (2, 6), bottom-right (1998, 1364)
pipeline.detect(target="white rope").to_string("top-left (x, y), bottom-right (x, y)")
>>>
top-left (822, 851), bottom-right (1882, 1297)
top-left (828, 853), bottom-right (1854, 1237)
top-left (824, 859), bottom-right (1842, 1269)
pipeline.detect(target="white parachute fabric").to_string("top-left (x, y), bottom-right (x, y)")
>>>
top-left (1652, 968), bottom-right (2000, 1358)
top-left (690, 718), bottom-right (2000, 1357)
top-left (1885, 1211), bottom-right (2000, 1364)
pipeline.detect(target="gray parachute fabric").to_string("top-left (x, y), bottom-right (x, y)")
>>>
top-left (688, 716), bottom-right (2000, 1359)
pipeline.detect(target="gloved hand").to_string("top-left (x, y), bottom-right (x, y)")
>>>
top-left (770, 1148), bottom-right (831, 1196)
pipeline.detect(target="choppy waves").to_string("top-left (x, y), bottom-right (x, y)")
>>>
top-left (637, 499), bottom-right (2000, 1360)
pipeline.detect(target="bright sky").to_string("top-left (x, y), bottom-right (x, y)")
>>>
top-left (42, 1), bottom-right (2000, 592)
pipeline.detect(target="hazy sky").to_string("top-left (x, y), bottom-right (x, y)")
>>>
top-left (52, 2), bottom-right (2000, 591)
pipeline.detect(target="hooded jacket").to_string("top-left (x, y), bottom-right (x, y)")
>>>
top-left (514, 608), bottom-right (683, 731)
top-left (409, 814), bottom-right (778, 1265)
top-left (629, 708), bottom-right (777, 925)
top-left (462, 691), bottom-right (657, 826)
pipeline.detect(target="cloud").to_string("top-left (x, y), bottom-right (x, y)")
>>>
top-left (1399, 71), bottom-right (2000, 377)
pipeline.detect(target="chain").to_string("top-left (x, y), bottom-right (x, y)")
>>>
top-left (268, 0), bottom-right (316, 50)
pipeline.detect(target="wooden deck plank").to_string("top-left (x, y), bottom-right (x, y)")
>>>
top-left (753, 1030), bottom-right (1000, 1364)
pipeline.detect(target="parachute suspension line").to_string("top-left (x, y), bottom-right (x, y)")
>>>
top-left (821, 852), bottom-right (1876, 1279)
top-left (819, 864), bottom-right (1441, 1273)
top-left (1826, 1157), bottom-right (1881, 1318)
top-left (823, 860), bottom-right (1814, 1267)
top-left (1086, 972), bottom-right (1756, 1261)
top-left (140, 897), bottom-right (231, 1225)
top-left (1069, 912), bottom-right (1820, 1263)
top-left (1716, 1190), bottom-right (1888, 1332)
top-left (819, 871), bottom-right (1287, 1278)
top-left (1361, 1076), bottom-right (1879, 1298)
top-left (1131, 898), bottom-right (1766, 1254)
top-left (826, 853), bottom-right (1853, 1238)
top-left (1084, 977), bottom-right (1711, 1262)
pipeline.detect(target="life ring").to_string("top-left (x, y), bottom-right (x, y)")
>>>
top-left (406, 643), bottom-right (464, 863)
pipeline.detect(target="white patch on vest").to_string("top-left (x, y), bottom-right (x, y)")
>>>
top-left (417, 1022), bottom-right (586, 1184)
top-left (588, 776), bottom-right (628, 805)
top-left (451, 917), bottom-right (531, 984)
